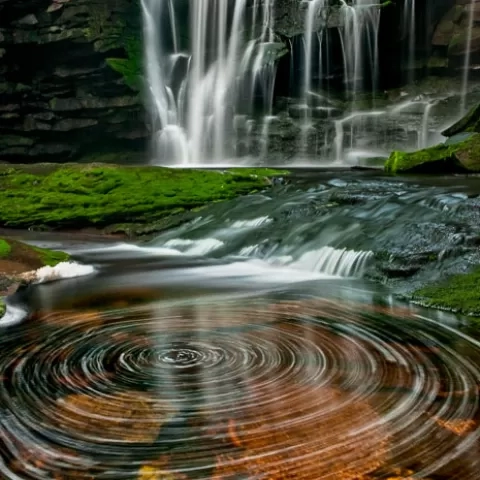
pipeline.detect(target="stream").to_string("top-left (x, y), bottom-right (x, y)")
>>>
top-left (1, 170), bottom-right (480, 479)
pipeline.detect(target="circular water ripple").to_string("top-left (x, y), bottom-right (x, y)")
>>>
top-left (0, 297), bottom-right (479, 479)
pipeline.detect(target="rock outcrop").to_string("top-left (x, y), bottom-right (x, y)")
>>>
top-left (442, 101), bottom-right (480, 135)
top-left (0, 0), bottom-right (147, 163)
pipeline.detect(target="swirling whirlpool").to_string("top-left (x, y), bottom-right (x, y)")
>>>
top-left (0, 295), bottom-right (479, 479)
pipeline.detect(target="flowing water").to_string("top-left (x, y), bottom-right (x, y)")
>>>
top-left (1, 171), bottom-right (480, 478)
top-left (142, 0), bottom-right (479, 166)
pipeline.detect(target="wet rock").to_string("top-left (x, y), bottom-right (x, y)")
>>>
top-left (443, 102), bottom-right (480, 136)
top-left (272, 0), bottom-right (343, 37)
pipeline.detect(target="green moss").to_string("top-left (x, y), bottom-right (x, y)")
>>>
top-left (412, 268), bottom-right (480, 316)
top-left (385, 134), bottom-right (480, 173)
top-left (0, 298), bottom-right (5, 318)
top-left (0, 239), bottom-right (11, 258)
top-left (0, 165), bottom-right (288, 229)
top-left (30, 246), bottom-right (70, 266)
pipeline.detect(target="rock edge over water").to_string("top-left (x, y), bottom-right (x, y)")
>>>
top-left (0, 236), bottom-right (70, 318)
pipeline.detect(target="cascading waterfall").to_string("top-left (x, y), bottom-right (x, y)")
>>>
top-left (141, 0), bottom-right (280, 165)
top-left (461, 0), bottom-right (476, 114)
top-left (294, 0), bottom-right (383, 160)
top-left (338, 0), bottom-right (381, 100)
top-left (141, 0), bottom-right (477, 166)
top-left (331, 0), bottom-right (383, 162)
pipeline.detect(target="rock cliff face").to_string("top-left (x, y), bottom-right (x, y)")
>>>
top-left (0, 0), bottom-right (147, 163)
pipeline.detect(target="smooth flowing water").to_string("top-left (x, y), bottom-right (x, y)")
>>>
top-left (1, 171), bottom-right (480, 478)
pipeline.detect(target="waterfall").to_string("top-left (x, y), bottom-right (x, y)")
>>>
top-left (141, 0), bottom-right (280, 165)
top-left (140, 0), bottom-right (467, 167)
top-left (339, 0), bottom-right (381, 100)
top-left (461, 0), bottom-right (476, 114)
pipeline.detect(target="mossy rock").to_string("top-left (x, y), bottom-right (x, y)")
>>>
top-left (442, 103), bottom-right (480, 137)
top-left (385, 134), bottom-right (480, 173)
top-left (0, 237), bottom-right (70, 268)
top-left (411, 268), bottom-right (480, 316)
top-left (0, 164), bottom-right (289, 230)
top-left (0, 237), bottom-right (70, 318)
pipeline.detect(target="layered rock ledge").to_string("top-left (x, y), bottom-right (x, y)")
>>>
top-left (0, 0), bottom-right (145, 163)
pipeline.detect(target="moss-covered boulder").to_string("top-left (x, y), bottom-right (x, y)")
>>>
top-left (385, 134), bottom-right (480, 173)
top-left (0, 164), bottom-right (288, 231)
top-left (442, 103), bottom-right (480, 137)
top-left (411, 268), bottom-right (480, 317)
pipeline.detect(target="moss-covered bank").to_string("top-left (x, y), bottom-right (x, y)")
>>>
top-left (385, 134), bottom-right (480, 173)
top-left (0, 164), bottom-right (288, 232)
top-left (411, 268), bottom-right (480, 316)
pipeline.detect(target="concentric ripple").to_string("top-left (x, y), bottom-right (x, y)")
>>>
top-left (0, 296), bottom-right (479, 479)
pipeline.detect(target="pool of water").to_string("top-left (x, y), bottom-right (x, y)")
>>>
top-left (1, 170), bottom-right (479, 479)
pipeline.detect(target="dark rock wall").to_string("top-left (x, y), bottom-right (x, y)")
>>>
top-left (0, 0), bottom-right (147, 163)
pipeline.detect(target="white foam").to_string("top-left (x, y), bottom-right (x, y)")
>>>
top-left (289, 247), bottom-right (373, 277)
top-left (76, 243), bottom-right (182, 256)
top-left (163, 238), bottom-right (224, 255)
top-left (230, 217), bottom-right (272, 228)
top-left (33, 262), bottom-right (95, 284)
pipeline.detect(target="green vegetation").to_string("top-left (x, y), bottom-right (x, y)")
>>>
top-left (412, 268), bottom-right (480, 316)
top-left (385, 134), bottom-right (480, 173)
top-left (0, 239), bottom-right (11, 258)
top-left (0, 298), bottom-right (5, 318)
top-left (0, 165), bottom-right (289, 230)
top-left (385, 143), bottom-right (458, 173)
top-left (106, 36), bottom-right (142, 90)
